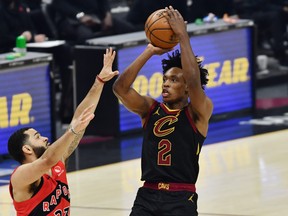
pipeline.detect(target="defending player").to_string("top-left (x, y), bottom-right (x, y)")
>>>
top-left (8, 48), bottom-right (119, 215)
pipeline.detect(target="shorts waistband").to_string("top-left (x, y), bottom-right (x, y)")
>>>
top-left (143, 182), bottom-right (196, 192)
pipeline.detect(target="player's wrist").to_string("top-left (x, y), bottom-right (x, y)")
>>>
top-left (69, 126), bottom-right (80, 136)
top-left (96, 75), bottom-right (106, 84)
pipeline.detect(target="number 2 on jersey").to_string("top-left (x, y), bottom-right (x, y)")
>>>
top-left (157, 139), bottom-right (172, 166)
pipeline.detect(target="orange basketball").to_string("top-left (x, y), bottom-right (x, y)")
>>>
top-left (145, 9), bottom-right (179, 49)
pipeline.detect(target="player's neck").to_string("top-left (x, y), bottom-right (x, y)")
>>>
top-left (163, 101), bottom-right (188, 110)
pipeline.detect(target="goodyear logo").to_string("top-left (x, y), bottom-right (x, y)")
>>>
top-left (0, 93), bottom-right (33, 128)
top-left (205, 57), bottom-right (250, 87)
top-left (130, 57), bottom-right (250, 98)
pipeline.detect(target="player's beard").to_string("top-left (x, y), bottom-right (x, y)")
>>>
top-left (33, 146), bottom-right (47, 159)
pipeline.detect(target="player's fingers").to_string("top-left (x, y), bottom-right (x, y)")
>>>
top-left (112, 50), bottom-right (116, 59)
top-left (80, 106), bottom-right (95, 121)
top-left (170, 8), bottom-right (180, 20)
top-left (164, 7), bottom-right (171, 17)
top-left (106, 47), bottom-right (110, 56)
top-left (83, 104), bottom-right (95, 114)
top-left (83, 113), bottom-right (95, 122)
top-left (169, 6), bottom-right (178, 15)
top-left (109, 47), bottom-right (113, 55)
top-left (165, 6), bottom-right (175, 17)
top-left (112, 70), bottom-right (119, 77)
top-left (174, 9), bottom-right (183, 19)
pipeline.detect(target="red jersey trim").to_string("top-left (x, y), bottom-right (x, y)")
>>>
top-left (160, 103), bottom-right (182, 115)
top-left (184, 107), bottom-right (197, 133)
top-left (160, 103), bottom-right (199, 135)
top-left (143, 100), bottom-right (158, 129)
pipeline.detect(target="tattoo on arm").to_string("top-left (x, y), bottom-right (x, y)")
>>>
top-left (64, 126), bottom-right (85, 162)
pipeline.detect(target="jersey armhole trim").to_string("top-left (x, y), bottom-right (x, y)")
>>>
top-left (143, 100), bottom-right (158, 129)
top-left (185, 107), bottom-right (206, 139)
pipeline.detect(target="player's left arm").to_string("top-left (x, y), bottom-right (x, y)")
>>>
top-left (166, 6), bottom-right (213, 136)
top-left (62, 48), bottom-right (119, 163)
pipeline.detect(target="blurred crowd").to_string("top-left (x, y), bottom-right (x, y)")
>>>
top-left (0, 0), bottom-right (287, 122)
top-left (1, 0), bottom-right (287, 57)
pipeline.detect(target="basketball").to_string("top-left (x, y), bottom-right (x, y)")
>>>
top-left (145, 9), bottom-right (179, 49)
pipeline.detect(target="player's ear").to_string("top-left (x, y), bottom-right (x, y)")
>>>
top-left (22, 145), bottom-right (32, 154)
top-left (184, 84), bottom-right (189, 94)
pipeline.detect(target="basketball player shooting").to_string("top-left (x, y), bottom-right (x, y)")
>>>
top-left (113, 6), bottom-right (213, 216)
top-left (8, 48), bottom-right (119, 215)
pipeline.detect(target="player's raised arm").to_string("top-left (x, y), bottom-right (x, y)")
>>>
top-left (9, 104), bottom-right (95, 201)
top-left (165, 6), bottom-right (213, 135)
top-left (8, 48), bottom-right (118, 209)
top-left (63, 47), bottom-right (119, 161)
top-left (113, 44), bottom-right (167, 120)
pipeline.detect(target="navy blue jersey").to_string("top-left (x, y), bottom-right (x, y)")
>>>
top-left (141, 102), bottom-right (206, 184)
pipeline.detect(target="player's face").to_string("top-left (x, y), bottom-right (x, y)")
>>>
top-left (24, 129), bottom-right (50, 158)
top-left (162, 67), bottom-right (188, 105)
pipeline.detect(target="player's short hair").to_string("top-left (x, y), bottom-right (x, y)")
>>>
top-left (161, 49), bottom-right (209, 89)
top-left (8, 127), bottom-right (31, 164)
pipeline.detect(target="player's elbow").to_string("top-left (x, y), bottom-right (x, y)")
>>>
top-left (112, 79), bottom-right (126, 97)
top-left (40, 154), bottom-right (59, 169)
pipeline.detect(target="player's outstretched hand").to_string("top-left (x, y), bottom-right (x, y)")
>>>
top-left (98, 47), bottom-right (119, 82)
top-left (70, 104), bottom-right (95, 134)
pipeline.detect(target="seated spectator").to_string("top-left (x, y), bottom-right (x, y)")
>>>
top-left (267, 0), bottom-right (288, 40)
top-left (234, 0), bottom-right (288, 67)
top-left (203, 0), bottom-right (237, 18)
top-left (126, 0), bottom-right (188, 30)
top-left (0, 0), bottom-right (74, 123)
top-left (25, 0), bottom-right (56, 39)
top-left (188, 0), bottom-right (207, 22)
top-left (0, 0), bottom-right (47, 53)
top-left (52, 0), bottom-right (136, 44)
top-left (188, 0), bottom-right (237, 22)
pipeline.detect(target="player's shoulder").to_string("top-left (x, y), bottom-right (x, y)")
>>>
top-left (143, 96), bottom-right (157, 108)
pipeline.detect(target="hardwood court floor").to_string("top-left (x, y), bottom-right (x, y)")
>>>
top-left (1, 129), bottom-right (287, 216)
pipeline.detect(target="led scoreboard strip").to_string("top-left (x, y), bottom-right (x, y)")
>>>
top-left (0, 52), bottom-right (55, 155)
top-left (87, 19), bottom-right (256, 134)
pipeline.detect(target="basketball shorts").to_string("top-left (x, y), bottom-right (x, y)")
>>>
top-left (129, 187), bottom-right (198, 216)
